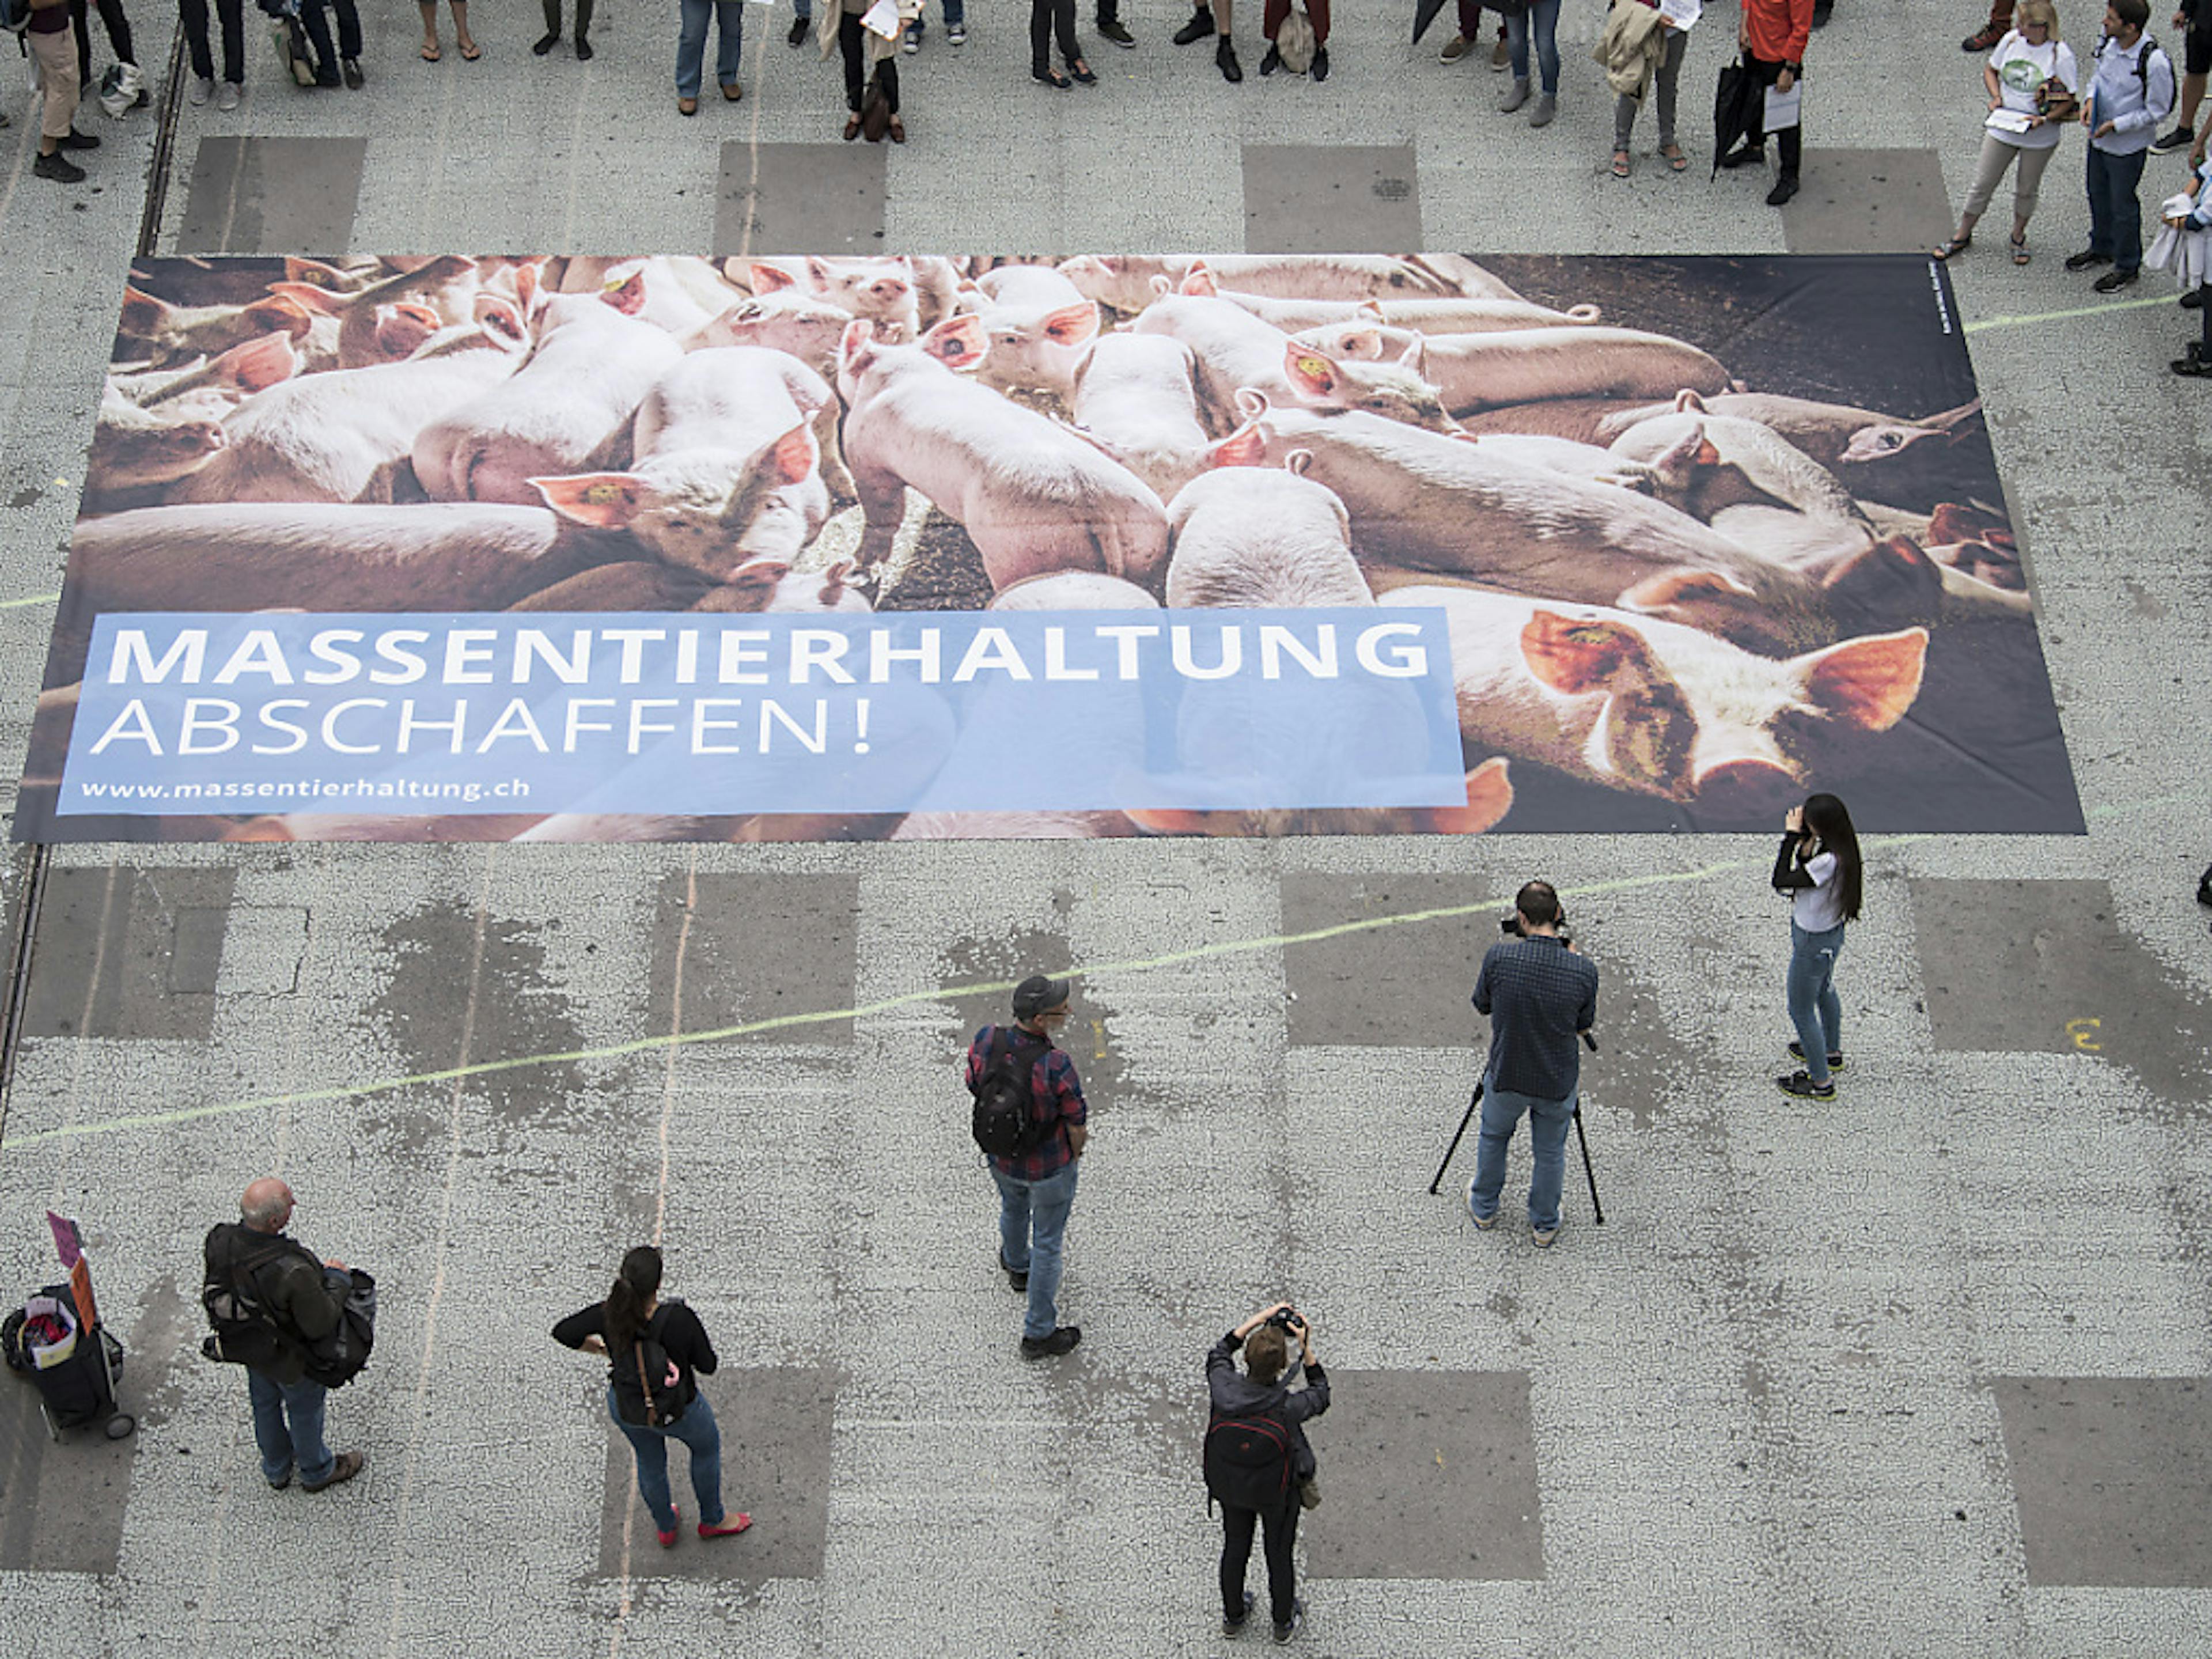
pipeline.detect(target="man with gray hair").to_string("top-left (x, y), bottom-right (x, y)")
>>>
top-left (202, 1179), bottom-right (363, 1492)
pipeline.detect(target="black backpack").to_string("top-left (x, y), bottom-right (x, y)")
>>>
top-left (301, 1268), bottom-right (377, 1389)
top-left (969, 1026), bottom-right (1050, 1158)
top-left (612, 1304), bottom-right (689, 1429)
top-left (201, 1226), bottom-right (377, 1388)
top-left (1203, 1406), bottom-right (1294, 1516)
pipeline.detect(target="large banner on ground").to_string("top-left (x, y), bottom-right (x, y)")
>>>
top-left (17, 252), bottom-right (2081, 842)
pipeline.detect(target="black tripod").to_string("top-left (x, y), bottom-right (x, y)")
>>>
top-left (1427, 1032), bottom-right (1604, 1224)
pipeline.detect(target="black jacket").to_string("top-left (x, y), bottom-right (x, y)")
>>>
top-left (203, 1221), bottom-right (346, 1387)
top-left (553, 1298), bottom-right (718, 1414)
top-left (1207, 1330), bottom-right (1330, 1479)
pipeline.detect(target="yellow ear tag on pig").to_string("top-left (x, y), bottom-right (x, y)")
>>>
top-left (584, 481), bottom-right (624, 506)
top-left (1293, 355), bottom-right (1329, 380)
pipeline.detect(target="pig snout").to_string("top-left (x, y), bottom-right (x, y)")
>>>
top-left (1690, 753), bottom-right (1801, 813)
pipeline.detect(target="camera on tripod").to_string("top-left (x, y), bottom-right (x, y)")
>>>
top-left (1499, 908), bottom-right (1570, 947)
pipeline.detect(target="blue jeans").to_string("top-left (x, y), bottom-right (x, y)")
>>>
top-left (677, 0), bottom-right (744, 97)
top-left (608, 1385), bottom-right (726, 1532)
top-left (992, 1160), bottom-right (1079, 1340)
top-left (906, 0), bottom-right (964, 36)
top-left (1505, 0), bottom-right (1559, 94)
top-left (1468, 1077), bottom-right (1575, 1234)
top-left (793, 0), bottom-right (808, 16)
top-left (248, 1370), bottom-right (334, 1487)
top-left (2085, 144), bottom-right (2147, 273)
top-left (1785, 920), bottom-right (1845, 1085)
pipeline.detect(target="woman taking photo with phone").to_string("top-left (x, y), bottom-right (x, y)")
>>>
top-left (1773, 793), bottom-right (1861, 1102)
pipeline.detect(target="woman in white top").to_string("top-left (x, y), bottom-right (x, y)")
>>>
top-left (1934, 0), bottom-right (2079, 264)
top-left (1771, 791), bottom-right (1862, 1102)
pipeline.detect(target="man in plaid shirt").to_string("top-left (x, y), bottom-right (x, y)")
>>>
top-left (965, 974), bottom-right (1088, 1359)
top-left (1467, 881), bottom-right (1598, 1249)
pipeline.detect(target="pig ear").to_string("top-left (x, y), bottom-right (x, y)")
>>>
top-left (1673, 389), bottom-right (1708, 414)
top-left (806, 256), bottom-right (835, 284)
top-left (603, 269), bottom-right (648, 316)
top-left (767, 422), bottom-right (819, 486)
top-left (749, 262), bottom-right (798, 295)
top-left (1793, 627), bottom-right (1929, 732)
top-left (1124, 806), bottom-right (1224, 838)
top-left (531, 472), bottom-right (650, 528)
top-left (1395, 334), bottom-right (1425, 368)
top-left (1819, 535), bottom-right (1942, 619)
top-left (118, 287), bottom-right (176, 337)
top-left (476, 294), bottom-right (528, 343)
top-left (1042, 301), bottom-right (1102, 348)
top-left (1179, 263), bottom-right (1219, 297)
top-left (1283, 449), bottom-right (1315, 477)
top-left (1285, 344), bottom-right (1342, 402)
top-left (374, 301), bottom-right (442, 358)
top-left (1416, 758), bottom-right (1516, 836)
top-left (922, 314), bottom-right (989, 371)
top-left (1617, 566), bottom-right (1758, 616)
top-left (1149, 274), bottom-right (1176, 297)
top-left (513, 262), bottom-right (540, 313)
top-left (1210, 423), bottom-right (1267, 469)
top-left (1519, 611), bottom-right (1654, 695)
top-left (282, 257), bottom-right (350, 290)
top-left (839, 317), bottom-right (877, 372)
top-left (244, 294), bottom-right (316, 338)
top-left (719, 560), bottom-right (791, 607)
top-left (210, 332), bottom-right (298, 393)
top-left (267, 281), bottom-right (349, 319)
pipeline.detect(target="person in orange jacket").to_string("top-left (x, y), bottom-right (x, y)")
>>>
top-left (1718, 0), bottom-right (1813, 204)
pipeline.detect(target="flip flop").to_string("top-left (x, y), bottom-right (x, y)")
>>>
top-left (2012, 235), bottom-right (2031, 265)
top-left (1611, 150), bottom-right (1631, 179)
top-left (460, 44), bottom-right (482, 60)
top-left (1662, 145), bottom-right (1687, 172)
top-left (421, 43), bottom-right (441, 60)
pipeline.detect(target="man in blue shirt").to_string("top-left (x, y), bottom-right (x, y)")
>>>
top-left (1468, 881), bottom-right (1599, 1248)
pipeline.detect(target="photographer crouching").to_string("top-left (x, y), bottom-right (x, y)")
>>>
top-left (1467, 881), bottom-right (1599, 1248)
top-left (1205, 1302), bottom-right (1330, 1643)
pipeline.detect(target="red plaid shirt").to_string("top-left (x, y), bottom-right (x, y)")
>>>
top-left (966, 1024), bottom-right (1087, 1180)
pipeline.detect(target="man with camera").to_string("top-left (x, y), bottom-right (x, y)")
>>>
top-left (1468, 881), bottom-right (1598, 1248)
top-left (1205, 1301), bottom-right (1330, 1643)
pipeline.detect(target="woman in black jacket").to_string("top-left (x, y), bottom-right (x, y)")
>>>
top-left (553, 1245), bottom-right (751, 1547)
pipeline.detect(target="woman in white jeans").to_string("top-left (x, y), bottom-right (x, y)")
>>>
top-left (1934, 0), bottom-right (2077, 264)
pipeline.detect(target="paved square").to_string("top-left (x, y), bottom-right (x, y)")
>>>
top-left (176, 138), bottom-right (368, 255)
top-left (1994, 1376), bottom-right (2212, 1588)
top-left (647, 872), bottom-right (861, 1043)
top-left (22, 868), bottom-right (234, 1041)
top-left (715, 142), bottom-right (886, 260)
top-left (1242, 145), bottom-right (1423, 254)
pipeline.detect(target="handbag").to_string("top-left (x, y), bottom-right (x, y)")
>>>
top-left (859, 63), bottom-right (893, 142)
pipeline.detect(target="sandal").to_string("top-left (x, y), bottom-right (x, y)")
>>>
top-left (1932, 235), bottom-right (1973, 261)
top-left (460, 43), bottom-right (481, 60)
top-left (1611, 150), bottom-right (1631, 179)
top-left (421, 41), bottom-right (441, 60)
top-left (2012, 234), bottom-right (2030, 266)
top-left (1662, 143), bottom-right (1687, 172)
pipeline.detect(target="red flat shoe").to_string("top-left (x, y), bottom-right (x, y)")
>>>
top-left (698, 1514), bottom-right (753, 1539)
top-left (656, 1510), bottom-right (680, 1548)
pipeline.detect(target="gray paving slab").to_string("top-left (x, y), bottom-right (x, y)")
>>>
top-left (646, 871), bottom-right (859, 1043)
top-left (1242, 143), bottom-right (1421, 254)
top-left (1994, 1375), bottom-right (2212, 1589)
top-left (1780, 145), bottom-right (1955, 255)
top-left (1302, 1368), bottom-right (1544, 1580)
top-left (175, 137), bottom-right (367, 255)
top-left (21, 866), bottom-right (234, 1040)
top-left (714, 141), bottom-right (887, 259)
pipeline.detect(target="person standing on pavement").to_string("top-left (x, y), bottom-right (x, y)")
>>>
top-left (675, 0), bottom-right (747, 113)
top-left (1771, 793), bottom-right (1862, 1101)
top-left (2150, 0), bottom-right (2210, 152)
top-left (1931, 0), bottom-right (2078, 264)
top-left (298, 0), bottom-right (365, 89)
top-left (1206, 1304), bottom-right (1331, 1645)
top-left (2066, 0), bottom-right (2177, 290)
top-left (1608, 0), bottom-right (1699, 177)
top-left (1718, 0), bottom-right (1812, 203)
top-left (533, 0), bottom-right (593, 59)
top-left (1438, 2), bottom-right (1510, 72)
top-left (553, 1246), bottom-right (752, 1550)
top-left (1467, 881), bottom-right (1599, 1248)
top-left (177, 0), bottom-right (245, 108)
top-left (965, 974), bottom-right (1088, 1359)
top-left (1169, 0), bottom-right (1243, 83)
top-left (25, 0), bottom-right (97, 181)
top-left (201, 1178), bottom-right (365, 1494)
top-left (1499, 0), bottom-right (1563, 127)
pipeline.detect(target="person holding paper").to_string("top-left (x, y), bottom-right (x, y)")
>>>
top-left (1608, 0), bottom-right (1699, 178)
top-left (1934, 0), bottom-right (2078, 264)
top-left (1717, 0), bottom-right (1812, 205)
top-left (821, 0), bottom-right (920, 142)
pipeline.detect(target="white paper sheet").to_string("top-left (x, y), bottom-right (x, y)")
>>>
top-left (862, 0), bottom-right (902, 38)
top-left (1763, 82), bottom-right (1802, 131)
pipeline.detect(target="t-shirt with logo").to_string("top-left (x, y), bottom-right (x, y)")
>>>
top-left (1986, 31), bottom-right (2078, 151)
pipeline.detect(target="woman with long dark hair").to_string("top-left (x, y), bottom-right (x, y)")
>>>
top-left (553, 1245), bottom-right (751, 1548)
top-left (1772, 792), bottom-right (1861, 1101)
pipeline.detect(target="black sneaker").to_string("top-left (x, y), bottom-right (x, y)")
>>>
top-left (2172, 354), bottom-right (2212, 377)
top-left (2152, 123), bottom-right (2195, 153)
top-left (1310, 46), bottom-right (1327, 81)
top-left (343, 56), bottom-right (364, 86)
top-left (56, 128), bottom-right (101, 150)
top-left (1173, 7), bottom-right (1214, 46)
top-left (1097, 17), bottom-right (1134, 46)
top-left (1217, 35), bottom-right (1241, 81)
top-left (1775, 1070), bottom-right (1836, 1102)
top-left (787, 13), bottom-right (809, 44)
top-left (2062, 248), bottom-right (2112, 271)
top-left (533, 31), bottom-right (559, 53)
top-left (1786, 1040), bottom-right (1846, 1073)
top-left (1259, 43), bottom-right (1281, 74)
top-left (1272, 1597), bottom-right (1304, 1643)
top-left (1223, 1590), bottom-right (1256, 1637)
top-left (998, 1251), bottom-right (1028, 1292)
top-left (1766, 173), bottom-right (1800, 207)
top-left (2183, 287), bottom-right (2205, 310)
top-left (2092, 267), bottom-right (2139, 293)
top-left (1020, 1325), bottom-right (1081, 1359)
top-left (575, 36), bottom-right (594, 59)
top-left (34, 151), bottom-right (86, 182)
top-left (1716, 143), bottom-right (1762, 169)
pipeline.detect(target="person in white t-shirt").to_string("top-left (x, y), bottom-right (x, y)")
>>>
top-left (1934, 0), bottom-right (2080, 264)
top-left (1771, 793), bottom-right (1862, 1103)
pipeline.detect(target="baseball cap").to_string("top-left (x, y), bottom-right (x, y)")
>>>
top-left (1011, 974), bottom-right (1071, 1019)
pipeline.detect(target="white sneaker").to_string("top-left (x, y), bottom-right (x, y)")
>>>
top-left (190, 75), bottom-right (214, 105)
top-left (948, 21), bottom-right (965, 43)
top-left (216, 80), bottom-right (241, 111)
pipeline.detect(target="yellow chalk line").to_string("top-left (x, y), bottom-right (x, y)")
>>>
top-left (1963, 293), bottom-right (2188, 333)
top-left (0, 593), bottom-right (61, 610)
top-left (0, 791), bottom-right (2185, 1153)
